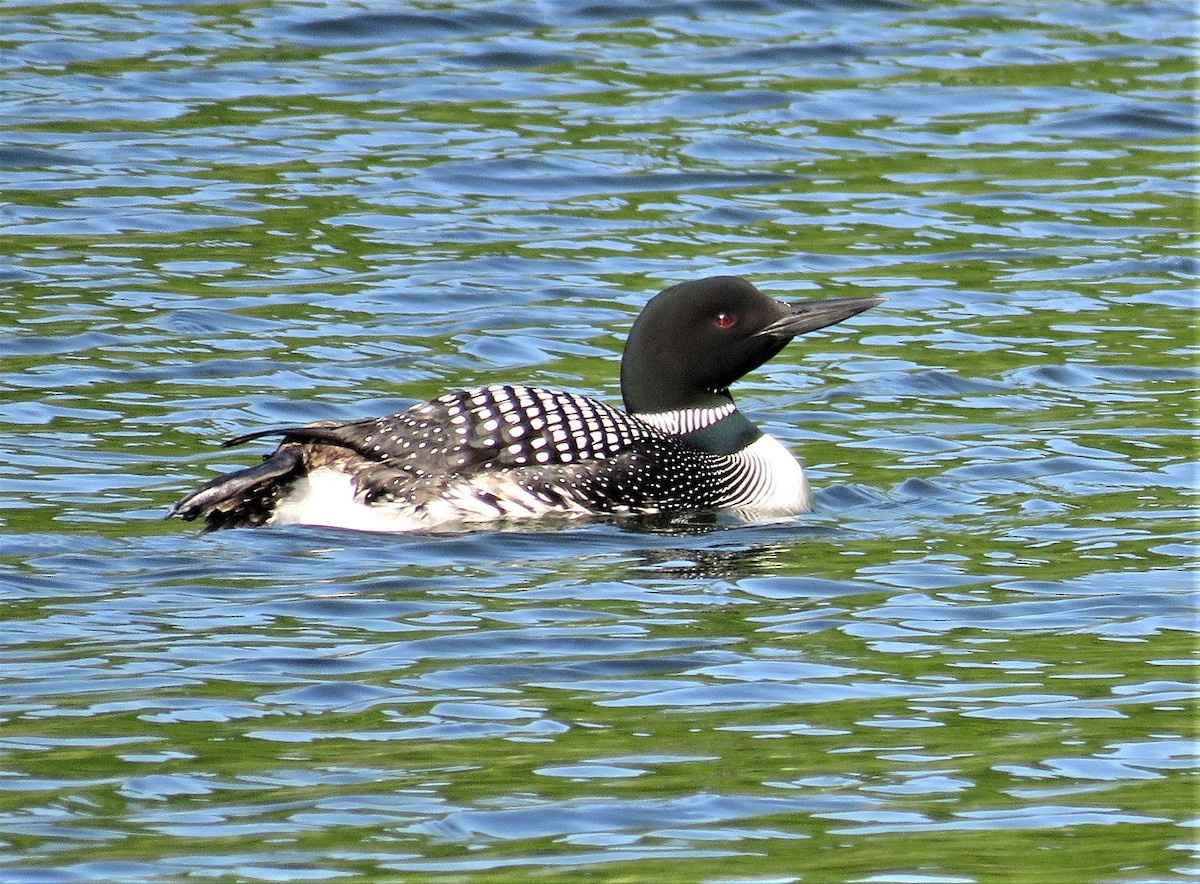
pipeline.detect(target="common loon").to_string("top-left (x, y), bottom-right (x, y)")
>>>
top-left (168, 276), bottom-right (882, 532)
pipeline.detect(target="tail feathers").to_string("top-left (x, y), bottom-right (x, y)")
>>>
top-left (222, 422), bottom-right (375, 453)
top-left (221, 426), bottom-right (312, 448)
top-left (168, 447), bottom-right (304, 531)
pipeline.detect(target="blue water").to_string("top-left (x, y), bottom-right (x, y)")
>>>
top-left (0, 1), bottom-right (1196, 881)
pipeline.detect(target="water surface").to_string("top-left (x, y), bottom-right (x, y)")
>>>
top-left (1, 1), bottom-right (1196, 881)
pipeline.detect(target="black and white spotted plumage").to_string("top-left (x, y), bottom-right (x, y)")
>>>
top-left (169, 277), bottom-right (883, 532)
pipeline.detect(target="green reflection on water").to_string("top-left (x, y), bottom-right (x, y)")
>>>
top-left (0, 0), bottom-right (1195, 881)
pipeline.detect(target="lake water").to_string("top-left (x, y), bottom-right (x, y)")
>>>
top-left (1, 0), bottom-right (1196, 881)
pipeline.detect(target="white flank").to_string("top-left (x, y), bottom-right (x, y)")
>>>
top-left (269, 469), bottom-right (406, 532)
top-left (268, 467), bottom-right (592, 533)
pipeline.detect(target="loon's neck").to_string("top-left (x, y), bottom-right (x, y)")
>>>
top-left (681, 408), bottom-right (763, 455)
top-left (634, 394), bottom-right (764, 456)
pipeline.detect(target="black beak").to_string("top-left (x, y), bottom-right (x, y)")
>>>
top-left (756, 296), bottom-right (885, 340)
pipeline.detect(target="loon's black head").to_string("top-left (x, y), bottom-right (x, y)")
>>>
top-left (620, 276), bottom-right (883, 415)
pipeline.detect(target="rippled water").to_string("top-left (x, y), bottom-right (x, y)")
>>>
top-left (1, 1), bottom-right (1196, 881)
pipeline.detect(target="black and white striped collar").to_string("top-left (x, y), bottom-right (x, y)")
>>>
top-left (634, 401), bottom-right (736, 436)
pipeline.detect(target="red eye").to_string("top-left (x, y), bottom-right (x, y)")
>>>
top-left (714, 312), bottom-right (737, 329)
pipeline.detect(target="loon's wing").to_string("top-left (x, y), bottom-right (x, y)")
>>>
top-left (168, 386), bottom-right (669, 528)
top-left (270, 385), bottom-right (660, 475)
top-left (306, 385), bottom-right (668, 507)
